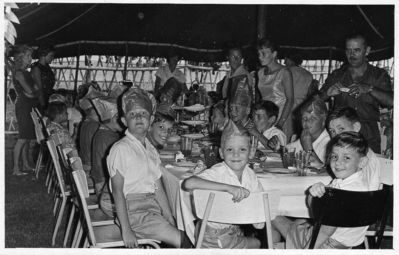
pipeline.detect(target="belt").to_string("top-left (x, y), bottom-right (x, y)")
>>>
top-left (126, 193), bottom-right (155, 200)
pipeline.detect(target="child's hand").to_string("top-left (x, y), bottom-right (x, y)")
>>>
top-left (267, 136), bottom-right (279, 151)
top-left (227, 185), bottom-right (250, 203)
top-left (122, 229), bottom-right (139, 248)
top-left (309, 182), bottom-right (326, 198)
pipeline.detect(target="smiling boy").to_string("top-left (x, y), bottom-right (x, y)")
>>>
top-left (182, 120), bottom-right (263, 248)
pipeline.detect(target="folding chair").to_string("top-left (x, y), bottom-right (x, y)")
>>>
top-left (65, 154), bottom-right (110, 248)
top-left (30, 108), bottom-right (48, 179)
top-left (47, 137), bottom-right (73, 246)
top-left (71, 170), bottom-right (161, 248)
top-left (309, 186), bottom-right (390, 249)
top-left (193, 189), bottom-right (280, 249)
top-left (364, 157), bottom-right (394, 248)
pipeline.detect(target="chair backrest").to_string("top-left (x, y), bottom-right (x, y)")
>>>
top-left (312, 187), bottom-right (389, 228)
top-left (72, 170), bottom-right (97, 246)
top-left (52, 133), bottom-right (73, 169)
top-left (193, 189), bottom-right (280, 248)
top-left (193, 190), bottom-right (280, 224)
top-left (46, 138), bottom-right (68, 195)
top-left (31, 110), bottom-right (46, 142)
top-left (309, 186), bottom-right (391, 248)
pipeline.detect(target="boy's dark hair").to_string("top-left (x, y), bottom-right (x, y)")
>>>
top-left (34, 45), bottom-right (55, 59)
top-left (152, 112), bottom-right (175, 125)
top-left (47, 102), bottom-right (67, 121)
top-left (253, 100), bottom-right (279, 119)
top-left (326, 131), bottom-right (369, 163)
top-left (327, 107), bottom-right (360, 126)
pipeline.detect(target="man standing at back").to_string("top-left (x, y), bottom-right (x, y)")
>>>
top-left (319, 34), bottom-right (393, 153)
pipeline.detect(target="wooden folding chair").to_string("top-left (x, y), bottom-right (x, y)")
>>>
top-left (71, 169), bottom-right (161, 248)
top-left (30, 108), bottom-right (48, 179)
top-left (47, 137), bottom-right (73, 246)
top-left (193, 189), bottom-right (280, 249)
top-left (309, 186), bottom-right (391, 249)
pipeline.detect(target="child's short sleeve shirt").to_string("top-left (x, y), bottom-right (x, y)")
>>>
top-left (197, 162), bottom-right (264, 229)
top-left (107, 130), bottom-right (162, 197)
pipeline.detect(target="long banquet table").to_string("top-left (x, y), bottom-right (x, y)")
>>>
top-left (161, 151), bottom-right (393, 244)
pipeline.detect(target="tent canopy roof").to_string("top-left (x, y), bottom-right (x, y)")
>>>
top-left (14, 3), bottom-right (394, 61)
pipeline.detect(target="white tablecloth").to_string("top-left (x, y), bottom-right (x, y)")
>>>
top-left (161, 157), bottom-right (393, 244)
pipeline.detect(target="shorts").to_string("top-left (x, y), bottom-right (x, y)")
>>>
top-left (195, 223), bottom-right (250, 248)
top-left (15, 97), bottom-right (39, 140)
top-left (286, 221), bottom-right (349, 249)
top-left (125, 193), bottom-right (178, 241)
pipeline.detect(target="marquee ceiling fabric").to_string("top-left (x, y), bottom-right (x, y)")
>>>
top-left (13, 3), bottom-right (394, 61)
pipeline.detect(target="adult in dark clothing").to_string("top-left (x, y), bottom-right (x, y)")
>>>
top-left (12, 45), bottom-right (40, 176)
top-left (31, 45), bottom-right (56, 108)
top-left (319, 34), bottom-right (393, 153)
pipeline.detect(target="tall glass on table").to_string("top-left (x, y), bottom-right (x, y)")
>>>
top-left (181, 136), bottom-right (193, 157)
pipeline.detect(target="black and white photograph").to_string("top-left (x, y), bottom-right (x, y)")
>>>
top-left (1, 0), bottom-right (396, 252)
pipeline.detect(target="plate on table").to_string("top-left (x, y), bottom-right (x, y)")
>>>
top-left (181, 120), bottom-right (206, 126)
top-left (164, 164), bottom-right (192, 172)
top-left (183, 104), bottom-right (206, 112)
top-left (265, 167), bottom-right (296, 174)
top-left (182, 133), bottom-right (205, 139)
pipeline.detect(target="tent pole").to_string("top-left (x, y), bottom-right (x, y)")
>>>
top-left (328, 47), bottom-right (333, 75)
top-left (123, 42), bottom-right (128, 80)
top-left (73, 43), bottom-right (81, 103)
top-left (257, 5), bottom-right (266, 39)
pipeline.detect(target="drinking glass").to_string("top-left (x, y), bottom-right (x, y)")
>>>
top-left (181, 137), bottom-right (193, 157)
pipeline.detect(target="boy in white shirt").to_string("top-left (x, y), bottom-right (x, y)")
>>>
top-left (182, 120), bottom-right (263, 248)
top-left (251, 100), bottom-right (287, 151)
top-left (273, 132), bottom-right (375, 248)
top-left (107, 88), bottom-right (182, 248)
top-left (327, 107), bottom-right (381, 190)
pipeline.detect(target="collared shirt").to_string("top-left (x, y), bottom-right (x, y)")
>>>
top-left (107, 130), bottom-right (162, 197)
top-left (329, 171), bottom-right (371, 247)
top-left (286, 129), bottom-right (330, 163)
top-left (362, 149), bottom-right (381, 191)
top-left (258, 126), bottom-right (287, 149)
top-left (197, 162), bottom-right (263, 229)
top-left (155, 64), bottom-right (186, 87)
top-left (320, 63), bottom-right (392, 122)
top-left (47, 121), bottom-right (76, 149)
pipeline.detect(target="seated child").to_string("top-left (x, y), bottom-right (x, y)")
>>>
top-left (273, 132), bottom-right (377, 249)
top-left (182, 120), bottom-right (263, 249)
top-left (147, 111), bottom-right (175, 150)
top-left (252, 100), bottom-right (287, 151)
top-left (46, 102), bottom-right (76, 149)
top-left (78, 86), bottom-right (103, 173)
top-left (327, 107), bottom-right (381, 190)
top-left (91, 97), bottom-right (122, 200)
top-left (286, 97), bottom-right (330, 168)
top-left (211, 100), bottom-right (229, 132)
top-left (107, 88), bottom-right (182, 248)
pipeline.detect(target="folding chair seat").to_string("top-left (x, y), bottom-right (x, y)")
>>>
top-left (193, 189), bottom-right (281, 249)
top-left (309, 186), bottom-right (391, 249)
top-left (71, 169), bottom-right (161, 248)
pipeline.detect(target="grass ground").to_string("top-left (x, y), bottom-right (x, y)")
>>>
top-left (4, 134), bottom-right (66, 248)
